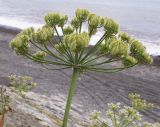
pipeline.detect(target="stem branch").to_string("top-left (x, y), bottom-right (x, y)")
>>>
top-left (62, 68), bottom-right (79, 127)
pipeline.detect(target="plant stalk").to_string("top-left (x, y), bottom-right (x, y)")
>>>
top-left (62, 68), bottom-right (79, 127)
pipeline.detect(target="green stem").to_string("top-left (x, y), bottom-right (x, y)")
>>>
top-left (79, 22), bottom-right (82, 33)
top-left (41, 64), bottom-right (71, 70)
top-left (82, 53), bottom-right (110, 65)
top-left (113, 110), bottom-right (117, 127)
top-left (61, 26), bottom-right (64, 35)
top-left (79, 32), bottom-right (107, 63)
top-left (62, 68), bottom-right (79, 127)
top-left (1, 88), bottom-right (4, 115)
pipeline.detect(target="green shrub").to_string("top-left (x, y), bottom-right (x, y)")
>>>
top-left (0, 87), bottom-right (9, 115)
top-left (8, 75), bottom-right (37, 97)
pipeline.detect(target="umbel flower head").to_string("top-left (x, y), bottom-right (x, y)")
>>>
top-left (104, 18), bottom-right (119, 35)
top-left (88, 14), bottom-right (105, 36)
top-left (19, 27), bottom-right (34, 38)
top-left (76, 8), bottom-right (89, 22)
top-left (9, 8), bottom-right (153, 71)
top-left (32, 26), bottom-right (54, 44)
top-left (62, 32), bottom-right (89, 51)
top-left (63, 26), bottom-right (74, 35)
top-left (89, 94), bottom-right (159, 127)
top-left (10, 35), bottom-right (30, 55)
top-left (33, 51), bottom-right (46, 61)
top-left (71, 17), bottom-right (81, 30)
top-left (9, 8), bottom-right (153, 127)
top-left (44, 13), bottom-right (61, 27)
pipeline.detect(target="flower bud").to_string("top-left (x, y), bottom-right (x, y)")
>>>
top-left (45, 13), bottom-right (61, 26)
top-left (104, 18), bottom-right (119, 35)
top-left (88, 14), bottom-right (103, 36)
top-left (88, 14), bottom-right (104, 28)
top-left (58, 15), bottom-right (68, 28)
top-left (75, 8), bottom-right (89, 22)
top-left (32, 26), bottom-right (54, 44)
top-left (119, 108), bottom-right (128, 118)
top-left (129, 93), bottom-right (140, 100)
top-left (55, 43), bottom-right (66, 54)
top-left (63, 26), bottom-right (74, 35)
top-left (144, 53), bottom-right (153, 64)
top-left (137, 53), bottom-right (153, 64)
top-left (119, 32), bottom-right (131, 42)
top-left (129, 93), bottom-right (154, 111)
top-left (106, 110), bottom-right (114, 117)
top-left (130, 40), bottom-right (145, 54)
top-left (99, 37), bottom-right (116, 54)
top-left (63, 32), bottom-right (89, 52)
top-left (71, 17), bottom-right (81, 29)
top-left (10, 35), bottom-right (30, 55)
top-left (19, 27), bottom-right (35, 39)
top-left (143, 122), bottom-right (160, 127)
top-left (88, 26), bottom-right (97, 36)
top-left (108, 103), bottom-right (121, 111)
top-left (130, 40), bottom-right (153, 64)
top-left (99, 41), bottom-right (109, 54)
top-left (90, 110), bottom-right (101, 120)
top-left (109, 39), bottom-right (129, 58)
top-left (33, 51), bottom-right (46, 60)
top-left (124, 106), bottom-right (142, 121)
top-left (88, 14), bottom-right (100, 28)
top-left (122, 56), bottom-right (138, 66)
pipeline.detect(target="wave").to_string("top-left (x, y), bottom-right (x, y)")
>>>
top-left (0, 16), bottom-right (43, 29)
top-left (0, 16), bottom-right (159, 56)
top-left (139, 39), bottom-right (160, 56)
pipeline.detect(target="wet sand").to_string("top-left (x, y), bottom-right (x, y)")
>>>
top-left (0, 26), bottom-right (160, 123)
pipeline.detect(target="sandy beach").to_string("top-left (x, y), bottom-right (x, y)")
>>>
top-left (0, 26), bottom-right (160, 123)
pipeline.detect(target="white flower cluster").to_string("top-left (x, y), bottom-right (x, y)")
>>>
top-left (89, 94), bottom-right (160, 127)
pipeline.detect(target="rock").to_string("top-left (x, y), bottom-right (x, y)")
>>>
top-left (0, 25), bottom-right (21, 35)
top-left (1, 85), bottom-right (88, 127)
top-left (152, 55), bottom-right (160, 66)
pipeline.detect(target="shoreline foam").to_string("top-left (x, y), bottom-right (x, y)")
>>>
top-left (0, 16), bottom-right (43, 29)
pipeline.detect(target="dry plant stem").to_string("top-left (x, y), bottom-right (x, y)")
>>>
top-left (0, 115), bottom-right (4, 127)
top-left (62, 68), bottom-right (79, 127)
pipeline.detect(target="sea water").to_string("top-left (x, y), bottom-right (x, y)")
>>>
top-left (0, 0), bottom-right (160, 55)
